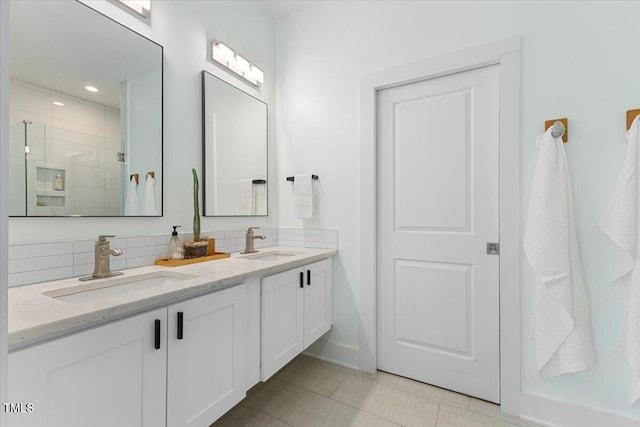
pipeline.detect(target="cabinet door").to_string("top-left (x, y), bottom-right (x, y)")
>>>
top-left (167, 284), bottom-right (247, 427)
top-left (261, 267), bottom-right (304, 381)
top-left (303, 258), bottom-right (333, 348)
top-left (8, 308), bottom-right (167, 427)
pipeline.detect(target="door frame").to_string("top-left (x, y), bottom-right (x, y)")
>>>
top-left (359, 37), bottom-right (521, 414)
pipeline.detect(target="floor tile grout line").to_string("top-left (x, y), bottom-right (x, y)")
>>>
top-left (241, 356), bottom-right (538, 427)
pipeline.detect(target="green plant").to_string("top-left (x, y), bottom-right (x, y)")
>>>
top-left (192, 168), bottom-right (200, 242)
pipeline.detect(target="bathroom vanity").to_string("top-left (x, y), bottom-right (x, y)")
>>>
top-left (7, 247), bottom-right (335, 427)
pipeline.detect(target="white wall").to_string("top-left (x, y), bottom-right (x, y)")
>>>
top-left (9, 0), bottom-right (277, 243)
top-left (276, 0), bottom-right (640, 420)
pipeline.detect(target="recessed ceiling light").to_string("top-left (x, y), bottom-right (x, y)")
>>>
top-left (85, 86), bottom-right (99, 93)
top-left (52, 101), bottom-right (65, 107)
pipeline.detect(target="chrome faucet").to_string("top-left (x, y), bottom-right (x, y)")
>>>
top-left (79, 235), bottom-right (124, 281)
top-left (241, 227), bottom-right (266, 254)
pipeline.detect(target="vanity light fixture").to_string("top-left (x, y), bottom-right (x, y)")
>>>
top-left (109, 0), bottom-right (151, 19)
top-left (211, 40), bottom-right (264, 87)
top-left (52, 101), bottom-right (65, 107)
top-left (85, 86), bottom-right (99, 93)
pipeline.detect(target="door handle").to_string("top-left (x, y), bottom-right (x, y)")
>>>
top-left (154, 319), bottom-right (161, 350)
top-left (307, 269), bottom-right (311, 286)
top-left (177, 311), bottom-right (184, 340)
top-left (299, 271), bottom-right (304, 288)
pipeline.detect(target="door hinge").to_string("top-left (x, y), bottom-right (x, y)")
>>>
top-left (486, 242), bottom-right (500, 255)
top-left (117, 152), bottom-right (125, 162)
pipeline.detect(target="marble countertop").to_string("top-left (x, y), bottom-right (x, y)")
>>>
top-left (9, 246), bottom-right (337, 351)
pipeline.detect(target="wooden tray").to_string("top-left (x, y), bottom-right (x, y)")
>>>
top-left (155, 252), bottom-right (230, 267)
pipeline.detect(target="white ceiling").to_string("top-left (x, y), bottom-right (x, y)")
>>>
top-left (10, 1), bottom-right (161, 109)
top-left (255, 0), bottom-right (321, 20)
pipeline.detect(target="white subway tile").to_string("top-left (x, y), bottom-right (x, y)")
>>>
top-left (9, 254), bottom-right (73, 274)
top-left (9, 242), bottom-right (73, 259)
top-left (126, 256), bottom-right (157, 269)
top-left (9, 267), bottom-right (75, 287)
top-left (224, 230), bottom-right (245, 240)
top-left (126, 245), bottom-right (165, 259)
top-left (127, 235), bottom-right (167, 248)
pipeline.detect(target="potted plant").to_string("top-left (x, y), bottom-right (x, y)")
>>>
top-left (183, 168), bottom-right (208, 258)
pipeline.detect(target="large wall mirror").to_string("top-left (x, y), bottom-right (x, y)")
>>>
top-left (9, 0), bottom-right (163, 216)
top-left (202, 71), bottom-right (268, 216)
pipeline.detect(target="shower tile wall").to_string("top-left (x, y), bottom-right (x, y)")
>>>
top-left (9, 79), bottom-right (122, 216)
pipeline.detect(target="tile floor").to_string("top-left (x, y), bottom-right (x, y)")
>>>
top-left (212, 355), bottom-right (544, 427)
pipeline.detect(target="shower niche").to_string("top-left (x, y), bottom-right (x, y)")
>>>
top-left (35, 167), bottom-right (66, 208)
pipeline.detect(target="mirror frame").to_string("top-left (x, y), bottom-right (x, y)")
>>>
top-left (8, 0), bottom-right (164, 217)
top-left (201, 70), bottom-right (268, 217)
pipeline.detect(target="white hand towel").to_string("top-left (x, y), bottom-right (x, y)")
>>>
top-left (293, 174), bottom-right (314, 218)
top-left (236, 179), bottom-right (254, 215)
top-left (142, 174), bottom-right (157, 216)
top-left (599, 115), bottom-right (640, 406)
top-left (523, 127), bottom-right (595, 378)
top-left (124, 178), bottom-right (141, 216)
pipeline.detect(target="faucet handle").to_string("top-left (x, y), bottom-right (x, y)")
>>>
top-left (98, 235), bottom-right (115, 243)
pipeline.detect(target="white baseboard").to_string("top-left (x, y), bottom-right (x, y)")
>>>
top-left (520, 391), bottom-right (640, 427)
top-left (303, 338), bottom-right (359, 370)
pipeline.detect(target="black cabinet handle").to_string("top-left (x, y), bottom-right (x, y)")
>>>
top-left (177, 312), bottom-right (184, 340)
top-left (307, 270), bottom-right (311, 286)
top-left (299, 271), bottom-right (304, 288)
top-left (154, 319), bottom-right (161, 350)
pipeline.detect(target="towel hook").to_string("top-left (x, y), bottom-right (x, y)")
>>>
top-left (544, 118), bottom-right (568, 143)
top-left (130, 173), bottom-right (139, 185)
top-left (551, 121), bottom-right (566, 139)
top-left (626, 109), bottom-right (640, 130)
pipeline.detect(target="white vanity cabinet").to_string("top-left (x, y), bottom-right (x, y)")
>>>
top-left (261, 258), bottom-right (332, 380)
top-left (9, 284), bottom-right (248, 427)
top-left (8, 307), bottom-right (168, 427)
top-left (167, 283), bottom-right (247, 427)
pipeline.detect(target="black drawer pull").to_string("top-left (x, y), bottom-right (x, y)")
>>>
top-left (299, 271), bottom-right (304, 288)
top-left (177, 312), bottom-right (184, 340)
top-left (307, 269), bottom-right (311, 286)
top-left (154, 319), bottom-right (161, 350)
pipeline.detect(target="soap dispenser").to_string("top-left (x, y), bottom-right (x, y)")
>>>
top-left (167, 226), bottom-right (183, 261)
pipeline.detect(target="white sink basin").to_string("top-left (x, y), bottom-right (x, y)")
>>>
top-left (43, 271), bottom-right (198, 304)
top-left (240, 250), bottom-right (302, 261)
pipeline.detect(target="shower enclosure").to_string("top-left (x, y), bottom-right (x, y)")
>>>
top-left (9, 121), bottom-right (125, 216)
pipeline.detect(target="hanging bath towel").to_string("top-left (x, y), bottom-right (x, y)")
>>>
top-left (124, 177), bottom-right (141, 215)
top-left (599, 115), bottom-right (640, 406)
top-left (142, 174), bottom-right (157, 215)
top-left (523, 127), bottom-right (595, 378)
top-left (293, 174), bottom-right (314, 218)
top-left (237, 179), bottom-right (254, 215)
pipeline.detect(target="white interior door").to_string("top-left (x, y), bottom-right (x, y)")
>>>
top-left (377, 64), bottom-right (500, 403)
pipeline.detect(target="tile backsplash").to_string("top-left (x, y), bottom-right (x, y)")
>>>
top-left (8, 228), bottom-right (338, 287)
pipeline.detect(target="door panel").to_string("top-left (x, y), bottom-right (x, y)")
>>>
top-left (8, 308), bottom-right (167, 427)
top-left (304, 259), bottom-right (333, 348)
top-left (261, 268), bottom-right (304, 380)
top-left (167, 284), bottom-right (247, 427)
top-left (394, 260), bottom-right (471, 355)
top-left (395, 88), bottom-right (471, 231)
top-left (377, 64), bottom-right (500, 403)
